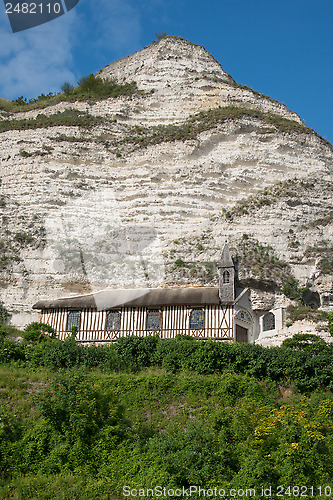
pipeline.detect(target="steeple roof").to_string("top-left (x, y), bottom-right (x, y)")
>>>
top-left (218, 244), bottom-right (234, 268)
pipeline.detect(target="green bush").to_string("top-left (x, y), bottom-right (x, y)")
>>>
top-left (23, 322), bottom-right (56, 344)
top-left (26, 336), bottom-right (82, 369)
top-left (114, 335), bottom-right (159, 371)
top-left (2, 76), bottom-right (138, 115)
top-left (0, 365), bottom-right (333, 497)
top-left (281, 278), bottom-right (308, 301)
top-left (0, 302), bottom-right (8, 324)
top-left (328, 313), bottom-right (333, 336)
top-left (38, 370), bottom-right (123, 442)
top-left (0, 339), bottom-right (25, 363)
top-left (60, 81), bottom-right (74, 95)
top-left (286, 304), bottom-right (327, 324)
top-left (282, 333), bottom-right (327, 351)
top-left (2, 331), bottom-right (333, 392)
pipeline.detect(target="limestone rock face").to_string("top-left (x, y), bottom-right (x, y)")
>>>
top-left (255, 320), bottom-right (333, 347)
top-left (0, 36), bottom-right (332, 335)
top-left (97, 36), bottom-right (303, 125)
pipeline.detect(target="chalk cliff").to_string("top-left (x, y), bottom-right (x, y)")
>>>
top-left (0, 36), bottom-right (332, 341)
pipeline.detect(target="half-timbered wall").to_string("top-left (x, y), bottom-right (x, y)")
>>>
top-left (40, 305), bottom-right (234, 342)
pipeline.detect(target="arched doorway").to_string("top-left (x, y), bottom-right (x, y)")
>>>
top-left (234, 308), bottom-right (253, 343)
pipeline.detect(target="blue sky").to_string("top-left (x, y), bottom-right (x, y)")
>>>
top-left (0, 0), bottom-right (332, 144)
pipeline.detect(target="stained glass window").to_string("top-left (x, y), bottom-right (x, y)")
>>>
top-left (190, 309), bottom-right (205, 329)
top-left (106, 311), bottom-right (121, 331)
top-left (146, 309), bottom-right (161, 331)
top-left (263, 312), bottom-right (275, 331)
top-left (67, 311), bottom-right (81, 331)
top-left (223, 270), bottom-right (230, 284)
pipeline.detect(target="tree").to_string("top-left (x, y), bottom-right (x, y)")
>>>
top-left (154, 32), bottom-right (168, 41)
top-left (281, 278), bottom-right (308, 302)
top-left (14, 96), bottom-right (27, 105)
top-left (60, 81), bottom-right (74, 95)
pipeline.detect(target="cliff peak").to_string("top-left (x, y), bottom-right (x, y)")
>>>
top-left (97, 36), bottom-right (233, 91)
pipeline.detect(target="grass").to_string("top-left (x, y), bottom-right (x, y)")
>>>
top-left (0, 109), bottom-right (104, 134)
top-left (0, 340), bottom-right (333, 498)
top-left (305, 240), bottom-right (333, 275)
top-left (286, 305), bottom-right (328, 325)
top-left (0, 76), bottom-right (138, 114)
top-left (0, 474), bottom-right (112, 500)
top-left (115, 106), bottom-right (330, 152)
top-left (0, 364), bottom-right (276, 436)
top-left (228, 80), bottom-right (281, 103)
top-left (0, 218), bottom-right (45, 271)
top-left (0, 365), bottom-right (50, 417)
top-left (0, 367), bottom-right (258, 499)
top-left (302, 210), bottom-right (333, 229)
top-left (233, 235), bottom-right (291, 283)
top-left (222, 177), bottom-right (328, 221)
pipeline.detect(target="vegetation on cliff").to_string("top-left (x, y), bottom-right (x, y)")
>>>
top-left (0, 75), bottom-right (138, 113)
top-left (118, 106), bottom-right (321, 152)
top-left (0, 109), bottom-right (103, 133)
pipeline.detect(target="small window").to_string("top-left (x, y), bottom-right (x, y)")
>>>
top-left (190, 309), bottom-right (205, 329)
top-left (263, 312), bottom-right (275, 332)
top-left (223, 270), bottom-right (230, 284)
top-left (146, 309), bottom-right (161, 331)
top-left (67, 311), bottom-right (81, 331)
top-left (106, 311), bottom-right (121, 331)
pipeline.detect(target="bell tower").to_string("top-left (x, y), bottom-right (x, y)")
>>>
top-left (218, 244), bottom-right (235, 304)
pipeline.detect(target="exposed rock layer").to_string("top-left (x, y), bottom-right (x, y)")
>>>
top-left (0, 37), bottom-right (332, 329)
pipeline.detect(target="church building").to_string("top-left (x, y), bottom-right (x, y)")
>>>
top-left (33, 245), bottom-right (284, 343)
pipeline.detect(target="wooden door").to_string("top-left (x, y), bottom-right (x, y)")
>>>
top-left (235, 325), bottom-right (248, 343)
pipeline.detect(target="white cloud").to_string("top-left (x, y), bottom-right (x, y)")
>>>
top-left (0, 0), bottom-right (144, 100)
top-left (0, 8), bottom-right (77, 99)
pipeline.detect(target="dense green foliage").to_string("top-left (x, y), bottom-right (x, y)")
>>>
top-left (1, 332), bottom-right (333, 392)
top-left (1, 329), bottom-right (333, 498)
top-left (22, 322), bottom-right (56, 344)
top-left (0, 302), bottom-right (8, 324)
top-left (0, 363), bottom-right (332, 499)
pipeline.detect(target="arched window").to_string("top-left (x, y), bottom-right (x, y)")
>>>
top-left (223, 270), bottom-right (230, 284)
top-left (146, 309), bottom-right (161, 331)
top-left (263, 312), bottom-right (275, 332)
top-left (190, 309), bottom-right (205, 329)
top-left (67, 311), bottom-right (81, 331)
top-left (106, 311), bottom-right (121, 331)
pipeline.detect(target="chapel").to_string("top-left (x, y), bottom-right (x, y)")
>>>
top-left (33, 245), bottom-right (285, 343)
